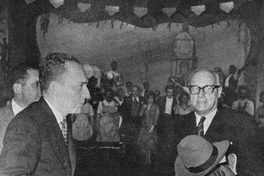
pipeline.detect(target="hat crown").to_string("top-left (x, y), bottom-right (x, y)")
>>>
top-left (177, 135), bottom-right (213, 168)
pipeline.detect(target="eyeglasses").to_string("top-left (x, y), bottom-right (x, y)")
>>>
top-left (188, 85), bottom-right (220, 95)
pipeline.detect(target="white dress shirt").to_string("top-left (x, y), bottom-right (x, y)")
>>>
top-left (165, 97), bottom-right (173, 115)
top-left (195, 108), bottom-right (217, 134)
top-left (11, 99), bottom-right (24, 116)
top-left (44, 97), bottom-right (64, 127)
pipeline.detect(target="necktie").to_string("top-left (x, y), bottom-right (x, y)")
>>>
top-left (197, 116), bottom-right (206, 136)
top-left (61, 117), bottom-right (69, 147)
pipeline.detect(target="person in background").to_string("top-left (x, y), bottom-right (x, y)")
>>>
top-left (120, 85), bottom-right (144, 166)
top-left (214, 67), bottom-right (225, 86)
top-left (255, 91), bottom-right (264, 127)
top-left (0, 53), bottom-right (90, 176)
top-left (224, 65), bottom-right (244, 106)
top-left (124, 81), bottom-right (133, 97)
top-left (96, 88), bottom-right (121, 145)
top-left (218, 92), bottom-right (230, 110)
top-left (231, 85), bottom-right (254, 116)
top-left (89, 87), bottom-right (103, 113)
top-left (176, 68), bottom-right (263, 176)
top-left (105, 61), bottom-right (123, 91)
top-left (72, 99), bottom-right (95, 142)
top-left (141, 81), bottom-right (151, 100)
top-left (156, 85), bottom-right (178, 164)
top-left (154, 89), bottom-right (161, 101)
top-left (114, 87), bottom-right (125, 110)
top-left (137, 92), bottom-right (160, 166)
top-left (175, 91), bottom-right (193, 116)
top-left (0, 62), bottom-right (41, 153)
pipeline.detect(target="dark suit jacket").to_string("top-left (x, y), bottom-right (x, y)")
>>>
top-left (121, 95), bottom-right (144, 126)
top-left (0, 97), bottom-right (76, 176)
top-left (175, 108), bottom-right (263, 176)
top-left (157, 95), bottom-right (177, 116)
top-left (0, 101), bottom-right (14, 153)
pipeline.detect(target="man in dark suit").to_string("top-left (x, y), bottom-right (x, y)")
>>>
top-left (0, 62), bottom-right (41, 153)
top-left (121, 85), bottom-right (144, 127)
top-left (156, 85), bottom-right (178, 164)
top-left (0, 53), bottom-right (90, 176)
top-left (120, 85), bottom-right (144, 166)
top-left (175, 68), bottom-right (263, 176)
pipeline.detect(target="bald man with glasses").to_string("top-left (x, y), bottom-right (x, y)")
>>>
top-left (175, 68), bottom-right (263, 176)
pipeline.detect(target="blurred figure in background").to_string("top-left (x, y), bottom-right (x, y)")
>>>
top-left (96, 88), bottom-right (121, 145)
top-left (0, 62), bottom-right (40, 152)
top-left (255, 91), bottom-right (264, 127)
top-left (175, 91), bottom-right (193, 116)
top-left (124, 81), bottom-right (133, 97)
top-left (141, 82), bottom-right (151, 100)
top-left (218, 92), bottom-right (230, 110)
top-left (105, 61), bottom-right (123, 91)
top-left (224, 65), bottom-right (244, 107)
top-left (137, 92), bottom-right (160, 166)
top-left (232, 86), bottom-right (254, 116)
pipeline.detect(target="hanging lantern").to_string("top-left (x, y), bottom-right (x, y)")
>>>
top-left (77, 3), bottom-right (91, 12)
top-left (105, 6), bottom-right (119, 16)
top-left (191, 5), bottom-right (205, 16)
top-left (50, 0), bottom-right (64, 8)
top-left (134, 7), bottom-right (148, 18)
top-left (220, 2), bottom-right (234, 13)
top-left (162, 7), bottom-right (177, 17)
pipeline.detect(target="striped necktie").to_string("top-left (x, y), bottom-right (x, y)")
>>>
top-left (60, 117), bottom-right (69, 147)
top-left (197, 116), bottom-right (206, 136)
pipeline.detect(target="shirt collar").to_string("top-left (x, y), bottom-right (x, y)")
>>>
top-left (44, 97), bottom-right (64, 125)
top-left (11, 98), bottom-right (24, 115)
top-left (195, 108), bottom-right (217, 126)
top-left (133, 96), bottom-right (139, 101)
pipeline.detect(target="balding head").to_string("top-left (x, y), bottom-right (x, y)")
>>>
top-left (186, 68), bottom-right (222, 116)
top-left (188, 68), bottom-right (221, 86)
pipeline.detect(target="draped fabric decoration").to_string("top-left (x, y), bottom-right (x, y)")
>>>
top-left (28, 0), bottom-right (255, 30)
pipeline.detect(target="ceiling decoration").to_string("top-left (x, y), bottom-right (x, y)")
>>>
top-left (26, 0), bottom-right (260, 29)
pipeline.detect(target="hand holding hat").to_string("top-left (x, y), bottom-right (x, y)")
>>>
top-left (175, 135), bottom-right (230, 176)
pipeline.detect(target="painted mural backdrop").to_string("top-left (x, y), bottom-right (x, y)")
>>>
top-left (36, 13), bottom-right (250, 94)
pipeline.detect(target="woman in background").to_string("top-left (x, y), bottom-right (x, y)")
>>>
top-left (137, 92), bottom-right (160, 165)
top-left (175, 91), bottom-right (193, 116)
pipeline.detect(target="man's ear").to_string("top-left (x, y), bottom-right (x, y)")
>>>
top-left (49, 81), bottom-right (60, 97)
top-left (13, 83), bottom-right (22, 94)
top-left (218, 86), bottom-right (223, 98)
top-left (183, 86), bottom-right (190, 94)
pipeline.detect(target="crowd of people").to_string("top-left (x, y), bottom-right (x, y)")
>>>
top-left (0, 53), bottom-right (263, 176)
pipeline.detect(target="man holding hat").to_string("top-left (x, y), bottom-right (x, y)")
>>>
top-left (175, 68), bottom-right (263, 176)
top-left (175, 135), bottom-right (235, 176)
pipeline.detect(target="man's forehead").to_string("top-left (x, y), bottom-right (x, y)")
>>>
top-left (64, 62), bottom-right (87, 81)
top-left (190, 71), bottom-right (216, 84)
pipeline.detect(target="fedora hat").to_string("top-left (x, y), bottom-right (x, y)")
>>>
top-left (175, 135), bottom-right (229, 176)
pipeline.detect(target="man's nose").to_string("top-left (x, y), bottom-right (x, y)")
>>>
top-left (198, 88), bottom-right (205, 97)
top-left (82, 85), bottom-right (90, 99)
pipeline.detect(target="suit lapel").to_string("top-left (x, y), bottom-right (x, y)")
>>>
top-left (204, 110), bottom-right (229, 141)
top-left (189, 112), bottom-right (197, 134)
top-left (38, 98), bottom-right (71, 174)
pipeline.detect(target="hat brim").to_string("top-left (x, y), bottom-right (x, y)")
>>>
top-left (175, 140), bottom-right (230, 176)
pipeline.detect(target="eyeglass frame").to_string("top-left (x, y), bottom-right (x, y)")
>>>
top-left (187, 85), bottom-right (221, 95)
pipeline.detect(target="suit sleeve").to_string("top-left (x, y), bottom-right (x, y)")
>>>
top-left (0, 115), bottom-right (41, 176)
top-left (234, 113), bottom-right (264, 176)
